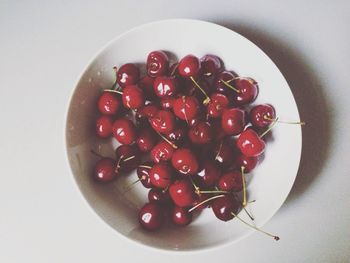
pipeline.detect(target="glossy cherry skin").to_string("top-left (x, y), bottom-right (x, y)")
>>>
top-left (122, 85), bottom-right (145, 110)
top-left (136, 126), bottom-right (157, 152)
top-left (188, 122), bottom-right (212, 144)
top-left (165, 125), bottom-right (187, 143)
top-left (97, 92), bottom-right (120, 115)
top-left (221, 108), bottom-right (246, 135)
top-left (171, 206), bottom-right (192, 226)
top-left (115, 145), bottom-right (141, 173)
top-left (138, 202), bottom-right (165, 231)
top-left (153, 76), bottom-right (178, 98)
top-left (184, 78), bottom-right (212, 99)
top-left (178, 54), bottom-right (201, 78)
top-left (172, 96), bottom-right (199, 121)
top-left (138, 75), bottom-right (156, 100)
top-left (192, 193), bottom-right (212, 211)
top-left (196, 159), bottom-right (221, 187)
top-left (149, 162), bottom-right (173, 189)
top-left (137, 162), bottom-right (153, 188)
top-left (96, 115), bottom-right (113, 138)
top-left (148, 188), bottom-right (170, 204)
top-left (232, 78), bottom-right (259, 105)
top-left (147, 50), bottom-right (169, 77)
top-left (214, 71), bottom-right (236, 98)
top-left (94, 158), bottom-right (117, 183)
top-left (200, 54), bottom-right (223, 77)
top-left (149, 110), bottom-right (176, 134)
top-left (249, 104), bottom-right (276, 128)
top-left (151, 141), bottom-right (175, 163)
top-left (217, 171), bottom-right (243, 192)
top-left (237, 129), bottom-right (265, 157)
top-left (171, 148), bottom-right (199, 175)
top-left (116, 63), bottom-right (140, 88)
top-left (136, 104), bottom-right (159, 120)
top-left (112, 118), bottom-right (136, 145)
top-left (207, 93), bottom-right (229, 118)
top-left (210, 120), bottom-right (227, 141)
top-left (234, 154), bottom-right (258, 173)
top-left (160, 96), bottom-right (175, 110)
top-left (212, 140), bottom-right (235, 168)
top-left (169, 179), bottom-right (196, 207)
top-left (211, 194), bottom-right (241, 221)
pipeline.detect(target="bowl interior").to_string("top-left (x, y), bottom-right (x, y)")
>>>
top-left (66, 19), bottom-right (301, 251)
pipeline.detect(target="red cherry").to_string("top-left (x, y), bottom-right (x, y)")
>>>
top-left (149, 110), bottom-right (176, 134)
top-left (148, 188), bottom-right (170, 204)
top-left (116, 63), bottom-right (140, 87)
top-left (94, 158), bottom-right (117, 183)
top-left (147, 50), bottom-right (169, 77)
top-left (188, 122), bottom-right (212, 144)
top-left (165, 125), bottom-right (187, 143)
top-left (169, 179), bottom-right (196, 207)
top-left (196, 159), bottom-right (221, 187)
top-left (200, 54), bottom-right (223, 77)
top-left (233, 78), bottom-right (258, 105)
top-left (217, 171), bottom-right (243, 192)
top-left (153, 76), bottom-right (178, 98)
top-left (171, 206), bottom-right (192, 226)
top-left (115, 145), bottom-right (141, 173)
top-left (160, 96), bottom-right (175, 110)
top-left (122, 85), bottom-right (145, 109)
top-left (249, 104), bottom-right (276, 128)
top-left (184, 78), bottom-right (212, 99)
top-left (212, 139), bottom-right (235, 168)
top-left (151, 141), bottom-right (175, 163)
top-left (210, 120), bottom-right (227, 141)
top-left (136, 104), bottom-right (159, 120)
top-left (171, 148), bottom-right (199, 175)
top-left (237, 129), bottom-right (265, 157)
top-left (211, 194), bottom-right (241, 221)
top-left (172, 96), bottom-right (199, 121)
top-left (221, 108), bottom-right (246, 135)
top-left (149, 162), bottom-right (173, 189)
top-left (191, 193), bottom-right (212, 210)
top-left (96, 115), bottom-right (113, 138)
top-left (136, 126), bottom-right (157, 152)
top-left (97, 92), bottom-right (120, 115)
top-left (214, 71), bottom-right (236, 98)
top-left (112, 118), bottom-right (136, 145)
top-left (207, 93), bottom-right (229, 118)
top-left (234, 154), bottom-right (258, 173)
top-left (178, 54), bottom-right (201, 78)
top-left (138, 75), bottom-right (156, 100)
top-left (137, 162), bottom-right (153, 188)
top-left (138, 202), bottom-right (164, 231)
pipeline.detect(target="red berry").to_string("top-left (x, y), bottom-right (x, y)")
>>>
top-left (188, 122), bottom-right (212, 144)
top-left (233, 78), bottom-right (258, 105)
top-left (115, 145), bottom-right (141, 173)
top-left (112, 118), bottom-right (136, 145)
top-left (171, 148), bottom-right (199, 175)
top-left (221, 108), bottom-right (246, 135)
top-left (160, 96), bottom-right (175, 110)
top-left (147, 50), bottom-right (169, 77)
top-left (237, 129), bottom-right (265, 157)
top-left (249, 104), bottom-right (276, 128)
top-left (178, 54), bottom-right (201, 78)
top-left (94, 158), bottom-right (117, 183)
top-left (171, 206), bottom-right (192, 226)
top-left (136, 126), bottom-right (157, 152)
top-left (148, 188), bottom-right (170, 204)
top-left (151, 141), bottom-right (175, 163)
top-left (200, 54), bottom-right (223, 78)
top-left (169, 179), bottom-right (196, 207)
top-left (97, 92), bottom-right (120, 115)
top-left (172, 96), bottom-right (199, 121)
top-left (153, 76), bottom-right (178, 98)
top-left (96, 115), bottom-right (113, 138)
top-left (149, 162), bottom-right (173, 189)
top-left (234, 154), bottom-right (258, 173)
top-left (196, 160), bottom-right (221, 187)
top-left (138, 75), bottom-right (156, 100)
top-left (212, 139), bottom-right (235, 168)
top-left (217, 171), bottom-right (242, 192)
top-left (149, 110), bottom-right (176, 134)
top-left (138, 202), bottom-right (165, 231)
top-left (122, 85), bottom-right (145, 109)
top-left (137, 162), bottom-right (153, 188)
top-left (211, 194), bottom-right (241, 221)
top-left (116, 63), bottom-right (140, 87)
top-left (207, 93), bottom-right (229, 118)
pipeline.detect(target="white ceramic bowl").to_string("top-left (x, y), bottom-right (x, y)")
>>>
top-left (65, 19), bottom-right (302, 252)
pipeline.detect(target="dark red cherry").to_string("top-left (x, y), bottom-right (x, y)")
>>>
top-left (211, 194), bottom-right (241, 221)
top-left (200, 54), bottom-right (223, 77)
top-left (237, 129), bottom-right (265, 157)
top-left (165, 125), bottom-right (187, 143)
top-left (172, 96), bottom-right (199, 121)
top-left (115, 145), bottom-right (141, 173)
top-left (169, 179), bottom-right (196, 207)
top-left (93, 158), bottom-right (117, 183)
top-left (217, 171), bottom-right (243, 192)
top-left (122, 85), bottom-right (145, 110)
top-left (184, 78), bottom-right (212, 99)
top-left (149, 162), bottom-right (173, 189)
top-left (171, 148), bottom-right (199, 175)
top-left (153, 76), bottom-right (178, 98)
top-left (188, 122), bottom-right (212, 144)
top-left (212, 139), bottom-right (235, 167)
top-left (151, 141), bottom-right (175, 163)
top-left (234, 154), bottom-right (258, 173)
top-left (249, 104), bottom-right (276, 128)
top-left (138, 75), bottom-right (156, 100)
top-left (116, 63), bottom-right (140, 88)
top-left (96, 115), bottom-right (113, 138)
top-left (138, 202), bottom-right (164, 231)
top-left (214, 70), bottom-right (236, 98)
top-left (192, 193), bottom-right (212, 211)
top-left (136, 126), bottom-right (157, 152)
top-left (136, 104), bottom-right (159, 120)
top-left (149, 110), bottom-right (176, 134)
top-left (207, 93), bottom-right (229, 118)
top-left (137, 162), bottom-right (153, 188)
top-left (196, 159), bottom-right (221, 187)
top-left (147, 50), bottom-right (169, 77)
top-left (171, 206), bottom-right (192, 226)
top-left (210, 120), bottom-right (227, 141)
top-left (148, 188), bottom-right (170, 204)
top-left (221, 108), bottom-right (246, 135)
top-left (178, 54), bottom-right (201, 78)
top-left (112, 118), bottom-right (136, 145)
top-left (160, 96), bottom-right (175, 110)
top-left (97, 92), bottom-right (121, 115)
top-left (233, 78), bottom-right (258, 105)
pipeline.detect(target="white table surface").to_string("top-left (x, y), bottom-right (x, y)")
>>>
top-left (1, 1), bottom-right (349, 262)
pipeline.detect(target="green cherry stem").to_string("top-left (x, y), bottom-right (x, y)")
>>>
top-left (188, 194), bottom-right (225, 213)
top-left (264, 115), bottom-right (305, 125)
top-left (220, 79), bottom-right (240, 93)
top-left (190, 76), bottom-right (211, 105)
top-left (260, 117), bottom-right (279, 138)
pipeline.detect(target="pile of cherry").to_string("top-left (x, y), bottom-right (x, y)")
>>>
top-left (93, 51), bottom-right (302, 240)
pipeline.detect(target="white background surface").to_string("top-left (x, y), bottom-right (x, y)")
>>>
top-left (0, 1), bottom-right (349, 262)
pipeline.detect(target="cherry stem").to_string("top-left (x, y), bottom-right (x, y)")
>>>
top-left (104, 89), bottom-right (123, 95)
top-left (198, 190), bottom-right (230, 194)
top-left (122, 155), bottom-right (135, 162)
top-left (123, 178), bottom-right (143, 193)
top-left (170, 63), bottom-right (179, 76)
top-left (231, 212), bottom-right (280, 241)
top-left (260, 117), bottom-right (279, 138)
top-left (115, 155), bottom-right (124, 173)
top-left (156, 132), bottom-right (178, 149)
top-left (220, 79), bottom-right (240, 93)
top-left (214, 141), bottom-right (223, 161)
top-left (241, 166), bottom-right (247, 207)
top-left (189, 76), bottom-right (210, 105)
top-left (243, 207), bottom-right (255, 221)
top-left (264, 115), bottom-right (305, 125)
top-left (138, 165), bottom-right (152, 169)
top-left (188, 194), bottom-right (225, 213)
top-left (189, 176), bottom-right (200, 194)
top-left (90, 150), bottom-right (105, 158)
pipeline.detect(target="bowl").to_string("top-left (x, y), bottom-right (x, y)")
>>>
top-left (65, 19), bottom-right (302, 252)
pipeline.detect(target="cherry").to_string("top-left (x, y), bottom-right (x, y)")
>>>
top-left (136, 104), bottom-right (159, 120)
top-left (137, 163), bottom-right (153, 188)
top-left (171, 148), bottom-right (199, 175)
top-left (112, 118), bottom-right (136, 145)
top-left (171, 206), bottom-right (192, 226)
top-left (211, 194), bottom-right (241, 221)
top-left (214, 71), bottom-right (237, 98)
top-left (149, 162), bottom-right (173, 189)
top-left (212, 139), bottom-right (235, 168)
top-left (153, 76), bottom-right (178, 98)
top-left (169, 179), bottom-right (196, 207)
top-left (234, 154), bottom-right (258, 173)
top-left (237, 129), bottom-right (265, 157)
top-left (172, 96), bottom-right (199, 121)
top-left (160, 96), bottom-right (175, 110)
top-left (138, 75), bottom-right (156, 100)
top-left (232, 78), bottom-right (258, 105)
top-left (196, 159), bottom-right (221, 187)
top-left (210, 120), bottom-right (227, 141)
top-left (148, 188), bottom-right (169, 204)
top-left (217, 171), bottom-right (242, 192)
top-left (93, 158), bottom-right (117, 183)
top-left (185, 78), bottom-right (212, 99)
top-left (116, 63), bottom-right (140, 88)
top-left (96, 115), bottom-right (113, 138)
top-left (97, 91), bottom-right (121, 115)
top-left (136, 126), bottom-right (157, 152)
top-left (115, 145), bottom-right (141, 173)
top-left (165, 125), bottom-right (187, 143)
top-left (149, 110), bottom-right (176, 134)
top-left (138, 202), bottom-right (164, 231)
top-left (122, 85), bottom-right (145, 110)
top-left (207, 93), bottom-right (229, 118)
top-left (151, 141), bottom-right (175, 163)
top-left (249, 104), bottom-right (276, 128)
top-left (147, 50), bottom-right (169, 77)
top-left (178, 54), bottom-right (201, 78)
top-left (188, 121), bottom-right (212, 144)
top-left (221, 108), bottom-right (246, 135)
top-left (191, 193), bottom-right (212, 211)
top-left (200, 54), bottom-right (223, 77)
